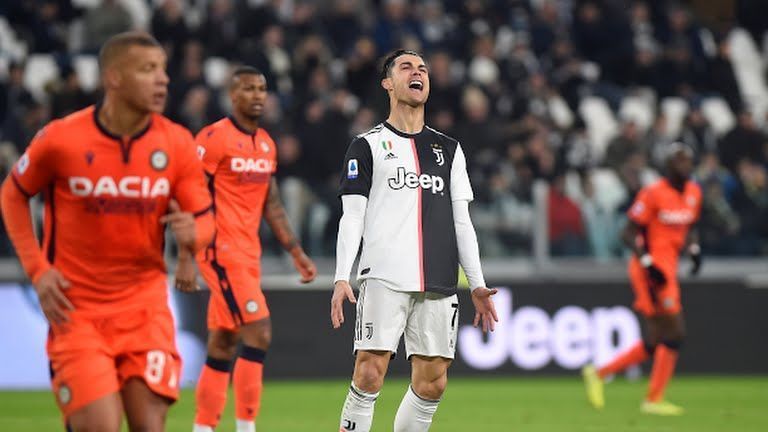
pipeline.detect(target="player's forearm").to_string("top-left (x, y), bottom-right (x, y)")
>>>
top-left (1, 178), bottom-right (50, 281)
top-left (193, 211), bottom-right (216, 252)
top-left (264, 179), bottom-right (302, 254)
top-left (334, 195), bottom-right (367, 282)
top-left (622, 222), bottom-right (647, 257)
top-left (453, 199), bottom-right (486, 290)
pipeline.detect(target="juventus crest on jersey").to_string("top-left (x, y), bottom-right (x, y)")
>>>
top-left (339, 122), bottom-right (474, 296)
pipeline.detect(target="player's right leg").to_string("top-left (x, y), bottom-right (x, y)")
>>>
top-left (643, 312), bottom-right (685, 415)
top-left (66, 393), bottom-right (122, 432)
top-left (194, 329), bottom-right (239, 431)
top-left (340, 280), bottom-right (409, 432)
top-left (194, 259), bottom-right (245, 431)
top-left (48, 314), bottom-right (123, 432)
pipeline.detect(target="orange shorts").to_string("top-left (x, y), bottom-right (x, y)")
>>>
top-left (198, 258), bottom-right (270, 331)
top-left (628, 257), bottom-right (681, 317)
top-left (47, 304), bottom-right (180, 418)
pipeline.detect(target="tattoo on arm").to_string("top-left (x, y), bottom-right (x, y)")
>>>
top-left (264, 178), bottom-right (299, 253)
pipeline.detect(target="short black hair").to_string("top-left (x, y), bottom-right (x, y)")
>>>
top-left (380, 49), bottom-right (423, 80)
top-left (99, 31), bottom-right (162, 69)
top-left (229, 65), bottom-right (265, 89)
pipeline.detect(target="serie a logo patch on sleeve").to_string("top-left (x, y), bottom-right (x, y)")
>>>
top-left (347, 159), bottom-right (359, 179)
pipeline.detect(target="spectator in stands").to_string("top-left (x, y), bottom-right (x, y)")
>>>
top-left (680, 105), bottom-right (718, 159)
top-left (549, 173), bottom-right (588, 256)
top-left (0, 63), bottom-right (35, 131)
top-left (82, 0), bottom-right (132, 53)
top-left (718, 111), bottom-right (768, 172)
top-left (48, 65), bottom-right (94, 119)
top-left (151, 0), bottom-right (189, 62)
top-left (705, 36), bottom-right (743, 113)
top-left (604, 120), bottom-right (644, 171)
top-left (729, 160), bottom-right (768, 254)
top-left (199, 0), bottom-right (239, 59)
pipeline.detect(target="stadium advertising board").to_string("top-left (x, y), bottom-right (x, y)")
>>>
top-left (0, 281), bottom-right (766, 389)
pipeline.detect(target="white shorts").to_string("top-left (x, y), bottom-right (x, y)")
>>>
top-left (354, 279), bottom-right (459, 359)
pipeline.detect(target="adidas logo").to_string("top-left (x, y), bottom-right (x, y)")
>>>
top-left (384, 152), bottom-right (398, 160)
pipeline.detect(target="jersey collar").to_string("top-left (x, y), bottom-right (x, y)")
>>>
top-left (227, 115), bottom-right (258, 136)
top-left (383, 121), bottom-right (425, 138)
top-left (93, 102), bottom-right (152, 142)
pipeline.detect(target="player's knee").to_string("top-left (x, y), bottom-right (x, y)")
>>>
top-left (208, 332), bottom-right (238, 359)
top-left (412, 374), bottom-right (447, 400)
top-left (661, 338), bottom-right (684, 351)
top-left (354, 358), bottom-right (387, 393)
top-left (241, 319), bottom-right (272, 349)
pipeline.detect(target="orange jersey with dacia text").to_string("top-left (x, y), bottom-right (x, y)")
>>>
top-left (10, 105), bottom-right (211, 314)
top-left (627, 179), bottom-right (702, 263)
top-left (195, 117), bottom-right (277, 263)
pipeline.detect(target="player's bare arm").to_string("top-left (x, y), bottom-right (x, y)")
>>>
top-left (263, 177), bottom-right (317, 283)
top-left (623, 220), bottom-right (666, 285)
top-left (686, 225), bottom-right (702, 275)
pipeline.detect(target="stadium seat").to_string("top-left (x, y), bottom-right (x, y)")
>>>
top-left (0, 17), bottom-right (28, 61)
top-left (578, 97), bottom-right (619, 162)
top-left (204, 57), bottom-right (231, 88)
top-left (661, 97), bottom-right (689, 140)
top-left (728, 27), bottom-right (768, 125)
top-left (619, 96), bottom-right (655, 134)
top-left (548, 95), bottom-right (574, 130)
top-left (700, 97), bottom-right (736, 136)
top-left (73, 55), bottom-right (100, 92)
top-left (23, 54), bottom-right (59, 102)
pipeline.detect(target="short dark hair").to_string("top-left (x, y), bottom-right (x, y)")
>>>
top-left (380, 49), bottom-right (423, 80)
top-left (99, 31), bottom-right (162, 69)
top-left (229, 66), bottom-right (265, 90)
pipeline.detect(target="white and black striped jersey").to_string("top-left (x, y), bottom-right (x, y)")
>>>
top-left (338, 122), bottom-right (474, 296)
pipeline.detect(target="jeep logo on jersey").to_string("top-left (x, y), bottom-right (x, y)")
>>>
top-left (388, 167), bottom-right (445, 194)
top-left (69, 176), bottom-right (170, 198)
top-left (230, 157), bottom-right (274, 173)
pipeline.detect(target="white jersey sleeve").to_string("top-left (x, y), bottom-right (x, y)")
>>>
top-left (450, 144), bottom-right (473, 202)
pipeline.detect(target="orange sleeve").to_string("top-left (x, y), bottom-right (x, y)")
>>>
top-left (1, 127), bottom-right (58, 282)
top-left (627, 188), bottom-right (655, 226)
top-left (195, 125), bottom-right (225, 176)
top-left (1, 180), bottom-right (50, 282)
top-left (173, 128), bottom-right (215, 251)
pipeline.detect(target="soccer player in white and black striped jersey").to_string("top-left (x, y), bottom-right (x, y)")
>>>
top-left (331, 49), bottom-right (498, 432)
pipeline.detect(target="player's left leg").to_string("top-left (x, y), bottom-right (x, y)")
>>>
top-left (396, 292), bottom-right (459, 431)
top-left (233, 317), bottom-right (272, 432)
top-left (395, 355), bottom-right (451, 432)
top-left (122, 378), bottom-right (173, 431)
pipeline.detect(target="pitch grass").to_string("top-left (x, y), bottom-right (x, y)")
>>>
top-left (0, 376), bottom-right (766, 431)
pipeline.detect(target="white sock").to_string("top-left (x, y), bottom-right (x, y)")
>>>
top-left (192, 425), bottom-right (214, 432)
top-left (339, 381), bottom-right (379, 432)
top-left (393, 385), bottom-right (440, 432)
top-left (235, 419), bottom-right (255, 432)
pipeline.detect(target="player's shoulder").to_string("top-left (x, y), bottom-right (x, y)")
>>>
top-left (424, 125), bottom-right (459, 149)
top-left (353, 123), bottom-right (386, 144)
top-left (196, 117), bottom-right (233, 140)
top-left (43, 105), bottom-right (96, 135)
top-left (151, 113), bottom-right (194, 140)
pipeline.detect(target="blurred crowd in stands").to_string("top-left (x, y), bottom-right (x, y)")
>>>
top-left (0, 0), bottom-right (767, 258)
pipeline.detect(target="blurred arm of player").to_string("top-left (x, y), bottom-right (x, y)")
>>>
top-left (622, 220), bottom-right (667, 285)
top-left (685, 224), bottom-right (702, 275)
top-left (263, 177), bottom-right (317, 283)
top-left (331, 194), bottom-right (366, 329)
top-left (454, 200), bottom-right (498, 333)
top-left (451, 144), bottom-right (497, 333)
top-left (166, 131), bottom-right (216, 292)
top-left (1, 130), bottom-right (74, 324)
top-left (163, 199), bottom-right (214, 292)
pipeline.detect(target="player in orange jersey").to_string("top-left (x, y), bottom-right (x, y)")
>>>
top-left (175, 66), bottom-right (317, 432)
top-left (0, 32), bottom-right (215, 431)
top-left (582, 143), bottom-right (702, 416)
